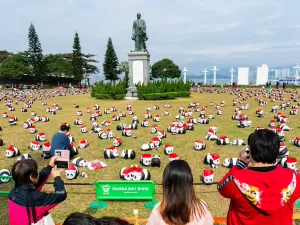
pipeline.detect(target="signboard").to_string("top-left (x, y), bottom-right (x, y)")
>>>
top-left (90, 180), bottom-right (157, 210)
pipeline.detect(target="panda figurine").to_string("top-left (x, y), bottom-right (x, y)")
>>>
top-left (223, 158), bottom-right (239, 168)
top-left (104, 146), bottom-right (119, 159)
top-left (194, 140), bottom-right (206, 151)
top-left (202, 168), bottom-right (214, 185)
top-left (121, 149), bottom-right (136, 159)
top-left (65, 164), bottom-right (79, 180)
top-left (72, 157), bottom-right (88, 167)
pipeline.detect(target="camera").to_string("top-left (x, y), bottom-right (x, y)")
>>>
top-left (54, 150), bottom-right (70, 168)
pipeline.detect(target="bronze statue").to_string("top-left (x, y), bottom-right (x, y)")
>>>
top-left (132, 13), bottom-right (148, 52)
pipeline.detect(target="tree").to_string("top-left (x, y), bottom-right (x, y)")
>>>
top-left (103, 37), bottom-right (119, 83)
top-left (71, 32), bottom-right (84, 81)
top-left (28, 23), bottom-right (45, 82)
top-left (62, 52), bottom-right (99, 85)
top-left (151, 58), bottom-right (181, 79)
top-left (0, 50), bottom-right (13, 64)
top-left (0, 54), bottom-right (29, 80)
top-left (118, 61), bottom-right (129, 87)
top-left (44, 54), bottom-right (72, 80)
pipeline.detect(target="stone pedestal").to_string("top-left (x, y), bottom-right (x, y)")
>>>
top-left (125, 51), bottom-right (151, 100)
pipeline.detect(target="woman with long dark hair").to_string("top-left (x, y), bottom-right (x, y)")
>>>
top-left (148, 160), bottom-right (213, 225)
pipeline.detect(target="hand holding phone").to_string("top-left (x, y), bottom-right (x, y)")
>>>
top-left (239, 146), bottom-right (251, 165)
top-left (51, 166), bottom-right (61, 179)
top-left (49, 156), bottom-right (57, 168)
top-left (54, 150), bottom-right (70, 168)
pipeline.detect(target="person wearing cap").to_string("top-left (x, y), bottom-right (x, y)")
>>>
top-left (217, 129), bottom-right (300, 225)
top-left (49, 123), bottom-right (75, 158)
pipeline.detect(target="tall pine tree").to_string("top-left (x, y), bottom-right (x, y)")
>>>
top-left (103, 37), bottom-right (119, 83)
top-left (71, 32), bottom-right (84, 82)
top-left (28, 23), bottom-right (45, 82)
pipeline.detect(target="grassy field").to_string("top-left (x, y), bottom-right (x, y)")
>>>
top-left (1, 89), bottom-right (300, 224)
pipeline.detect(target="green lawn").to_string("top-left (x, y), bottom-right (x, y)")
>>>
top-left (0, 89), bottom-right (300, 224)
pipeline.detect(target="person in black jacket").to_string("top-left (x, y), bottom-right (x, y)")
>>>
top-left (8, 156), bottom-right (67, 225)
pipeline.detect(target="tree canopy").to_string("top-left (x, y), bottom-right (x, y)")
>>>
top-left (0, 50), bottom-right (13, 64)
top-left (103, 37), bottom-right (119, 83)
top-left (71, 32), bottom-right (84, 81)
top-left (151, 58), bottom-right (181, 79)
top-left (0, 54), bottom-right (29, 80)
top-left (44, 54), bottom-right (71, 79)
top-left (28, 23), bottom-right (45, 82)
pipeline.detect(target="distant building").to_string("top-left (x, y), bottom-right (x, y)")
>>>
top-left (256, 64), bottom-right (269, 85)
top-left (238, 67), bottom-right (249, 85)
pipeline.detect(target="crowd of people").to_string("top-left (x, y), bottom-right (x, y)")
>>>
top-left (7, 129), bottom-right (300, 225)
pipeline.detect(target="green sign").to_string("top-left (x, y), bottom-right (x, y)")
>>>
top-left (90, 180), bottom-right (157, 210)
top-left (0, 175), bottom-right (13, 196)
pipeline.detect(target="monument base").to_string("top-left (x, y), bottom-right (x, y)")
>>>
top-left (125, 51), bottom-right (150, 100)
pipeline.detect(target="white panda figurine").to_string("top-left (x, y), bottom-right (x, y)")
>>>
top-left (72, 157), bottom-right (88, 167)
top-left (129, 123), bottom-right (138, 130)
top-left (141, 142), bottom-right (155, 151)
top-left (112, 115), bottom-right (120, 121)
top-left (6, 145), bottom-right (20, 158)
top-left (117, 123), bottom-right (126, 131)
top-left (65, 164), bottom-right (79, 180)
top-left (107, 130), bottom-right (114, 139)
top-left (223, 158), bottom-right (239, 168)
top-left (153, 115), bottom-right (160, 122)
top-left (113, 137), bottom-right (122, 147)
top-left (194, 140), bottom-right (206, 151)
top-left (140, 154), bottom-right (152, 167)
top-left (121, 149), bottom-right (136, 159)
top-left (204, 153), bottom-right (220, 169)
top-left (164, 145), bottom-right (174, 155)
top-left (122, 128), bottom-right (132, 137)
top-left (104, 146), bottom-right (119, 159)
top-left (76, 111), bottom-right (82, 116)
top-left (144, 113), bottom-right (152, 119)
top-left (230, 139), bottom-right (246, 146)
top-left (141, 120), bottom-right (149, 127)
top-left (203, 168), bottom-right (214, 185)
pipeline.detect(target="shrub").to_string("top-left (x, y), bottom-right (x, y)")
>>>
top-left (91, 80), bottom-right (127, 100)
top-left (138, 91), bottom-right (190, 100)
top-left (136, 79), bottom-right (191, 94)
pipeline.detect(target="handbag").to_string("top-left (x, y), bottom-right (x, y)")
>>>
top-left (26, 191), bottom-right (55, 225)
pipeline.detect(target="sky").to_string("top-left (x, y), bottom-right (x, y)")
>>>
top-left (0, 0), bottom-right (300, 78)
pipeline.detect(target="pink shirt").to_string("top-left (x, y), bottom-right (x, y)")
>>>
top-left (147, 202), bottom-right (214, 225)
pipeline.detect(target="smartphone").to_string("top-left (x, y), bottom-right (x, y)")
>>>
top-left (54, 150), bottom-right (70, 168)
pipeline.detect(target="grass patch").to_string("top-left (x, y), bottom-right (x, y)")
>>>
top-left (1, 90), bottom-right (300, 224)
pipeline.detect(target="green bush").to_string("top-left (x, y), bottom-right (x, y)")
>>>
top-left (91, 80), bottom-right (127, 100)
top-left (95, 94), bottom-right (112, 99)
top-left (138, 91), bottom-right (190, 100)
top-left (136, 79), bottom-right (191, 95)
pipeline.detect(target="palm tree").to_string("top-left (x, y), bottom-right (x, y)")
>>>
top-left (118, 61), bottom-right (129, 87)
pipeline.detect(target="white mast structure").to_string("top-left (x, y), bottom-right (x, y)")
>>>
top-left (293, 63), bottom-right (300, 80)
top-left (182, 67), bottom-right (188, 84)
top-left (202, 68), bottom-right (209, 85)
top-left (212, 66), bottom-right (219, 85)
top-left (229, 68), bottom-right (235, 84)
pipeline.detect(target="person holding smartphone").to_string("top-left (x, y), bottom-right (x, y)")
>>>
top-left (8, 156), bottom-right (67, 225)
top-left (218, 129), bottom-right (300, 225)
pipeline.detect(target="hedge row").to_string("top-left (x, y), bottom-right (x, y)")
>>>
top-left (95, 93), bottom-right (125, 100)
top-left (138, 91), bottom-right (190, 100)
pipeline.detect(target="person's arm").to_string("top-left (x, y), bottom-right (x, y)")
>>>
top-left (35, 165), bottom-right (52, 192)
top-left (35, 157), bottom-right (57, 192)
top-left (34, 175), bottom-right (67, 213)
top-left (217, 160), bottom-right (247, 199)
top-left (218, 147), bottom-right (250, 199)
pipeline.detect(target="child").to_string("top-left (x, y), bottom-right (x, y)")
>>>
top-left (8, 156), bottom-right (67, 225)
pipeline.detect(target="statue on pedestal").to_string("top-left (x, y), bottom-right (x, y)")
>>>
top-left (132, 13), bottom-right (148, 52)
